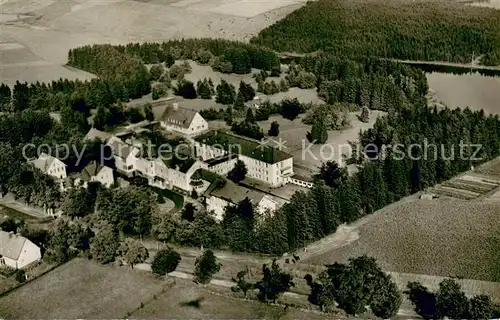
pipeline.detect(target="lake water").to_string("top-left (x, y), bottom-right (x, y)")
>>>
top-left (469, 0), bottom-right (500, 9)
top-left (426, 72), bottom-right (500, 115)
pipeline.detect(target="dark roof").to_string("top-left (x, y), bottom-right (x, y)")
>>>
top-left (205, 154), bottom-right (238, 167)
top-left (79, 161), bottom-right (107, 182)
top-left (210, 180), bottom-right (265, 204)
top-left (160, 105), bottom-right (197, 129)
top-left (195, 131), bottom-right (292, 164)
top-left (164, 156), bottom-right (197, 173)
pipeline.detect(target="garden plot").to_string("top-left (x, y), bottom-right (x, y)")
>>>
top-left (430, 172), bottom-right (500, 200)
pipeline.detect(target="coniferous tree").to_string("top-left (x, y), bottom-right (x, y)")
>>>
top-left (194, 249), bottom-right (220, 284)
top-left (216, 80), bottom-right (236, 105)
top-left (268, 121), bottom-right (279, 136)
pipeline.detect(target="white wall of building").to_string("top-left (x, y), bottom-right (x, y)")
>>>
top-left (162, 112), bottom-right (208, 136)
top-left (206, 195), bottom-right (230, 221)
top-left (91, 166), bottom-right (114, 188)
top-left (47, 159), bottom-right (67, 180)
top-left (208, 158), bottom-right (238, 176)
top-left (16, 240), bottom-right (42, 269)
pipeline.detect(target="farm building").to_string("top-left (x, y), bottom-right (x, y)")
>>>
top-left (0, 231), bottom-right (42, 269)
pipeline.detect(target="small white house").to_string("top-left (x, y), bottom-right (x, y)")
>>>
top-left (160, 103), bottom-right (208, 136)
top-left (75, 161), bottom-right (114, 188)
top-left (0, 231), bottom-right (42, 269)
top-left (30, 152), bottom-right (67, 180)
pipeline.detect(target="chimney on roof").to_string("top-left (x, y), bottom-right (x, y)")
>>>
top-left (172, 103), bottom-right (179, 111)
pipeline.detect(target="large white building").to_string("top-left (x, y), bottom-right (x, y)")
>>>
top-left (205, 180), bottom-right (286, 220)
top-left (159, 103), bottom-right (208, 136)
top-left (194, 131), bottom-right (294, 188)
top-left (0, 231), bottom-right (42, 269)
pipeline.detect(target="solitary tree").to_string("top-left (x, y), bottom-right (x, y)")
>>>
top-left (144, 103), bottom-right (154, 121)
top-left (232, 270), bottom-right (254, 298)
top-left (151, 248), bottom-right (181, 276)
top-left (216, 80), bottom-right (236, 105)
top-left (197, 78), bottom-right (214, 99)
top-left (370, 273), bottom-right (402, 319)
top-left (194, 249), bottom-right (221, 284)
top-left (268, 121), bottom-right (279, 136)
top-left (280, 98), bottom-right (302, 120)
top-left (360, 106), bottom-right (370, 123)
top-left (255, 260), bottom-right (294, 303)
top-left (238, 81), bottom-right (255, 102)
top-left (245, 108), bottom-right (256, 123)
top-left (309, 118), bottom-right (328, 144)
top-left (175, 80), bottom-right (197, 99)
top-left (117, 238), bottom-right (149, 269)
top-left (227, 160), bottom-right (247, 183)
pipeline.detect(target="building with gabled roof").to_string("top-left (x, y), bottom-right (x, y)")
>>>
top-left (106, 136), bottom-right (141, 176)
top-left (159, 103), bottom-right (208, 136)
top-left (74, 161), bottom-right (114, 188)
top-left (205, 179), bottom-right (286, 220)
top-left (0, 230), bottom-right (41, 269)
top-left (30, 152), bottom-right (67, 180)
top-left (84, 128), bottom-right (112, 142)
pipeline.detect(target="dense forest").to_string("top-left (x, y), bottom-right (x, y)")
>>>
top-left (251, 0), bottom-right (500, 66)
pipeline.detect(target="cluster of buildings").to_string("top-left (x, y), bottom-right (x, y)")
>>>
top-left (27, 102), bottom-right (313, 221)
top-left (2, 101), bottom-right (316, 270)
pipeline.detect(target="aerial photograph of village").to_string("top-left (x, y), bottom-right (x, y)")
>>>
top-left (0, 0), bottom-right (500, 318)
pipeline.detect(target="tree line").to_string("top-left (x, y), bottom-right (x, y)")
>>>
top-left (251, 0), bottom-right (500, 66)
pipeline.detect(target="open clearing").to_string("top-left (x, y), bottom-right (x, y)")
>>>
top-left (256, 110), bottom-right (386, 171)
top-left (130, 279), bottom-right (290, 319)
top-left (305, 199), bottom-right (500, 283)
top-left (0, 258), bottom-right (169, 319)
top-left (0, 0), bottom-right (307, 85)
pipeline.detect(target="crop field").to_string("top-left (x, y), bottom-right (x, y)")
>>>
top-left (305, 200), bottom-right (500, 283)
top-left (0, 0), bottom-right (307, 85)
top-left (0, 258), bottom-right (169, 319)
